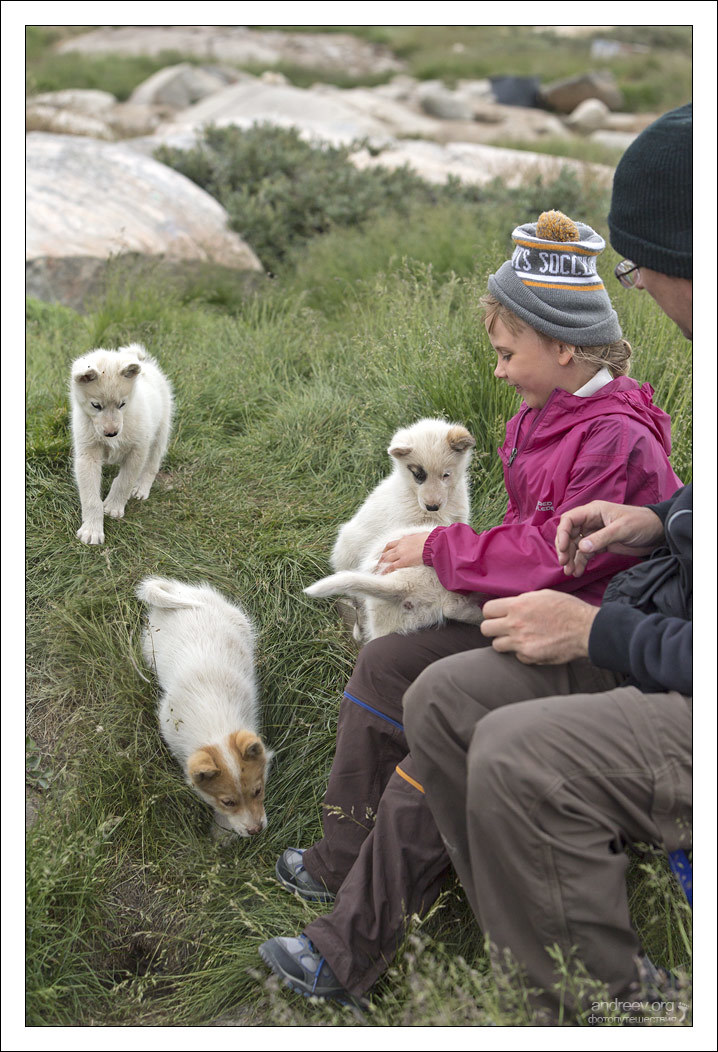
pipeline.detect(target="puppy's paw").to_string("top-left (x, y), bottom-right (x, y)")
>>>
top-left (77, 521), bottom-right (104, 545)
top-left (103, 497), bottom-right (126, 519)
top-left (131, 477), bottom-right (153, 501)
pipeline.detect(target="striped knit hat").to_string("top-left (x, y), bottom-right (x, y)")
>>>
top-left (487, 210), bottom-right (622, 345)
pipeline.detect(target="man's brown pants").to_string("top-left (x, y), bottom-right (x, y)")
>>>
top-left (300, 623), bottom-right (689, 1010)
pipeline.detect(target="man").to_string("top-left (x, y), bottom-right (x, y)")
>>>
top-left (404, 102), bottom-right (692, 1021)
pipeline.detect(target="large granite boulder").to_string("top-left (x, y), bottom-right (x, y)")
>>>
top-left (26, 133), bottom-right (262, 309)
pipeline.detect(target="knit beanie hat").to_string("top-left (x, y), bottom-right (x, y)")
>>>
top-left (608, 102), bottom-right (692, 278)
top-left (487, 210), bottom-right (622, 345)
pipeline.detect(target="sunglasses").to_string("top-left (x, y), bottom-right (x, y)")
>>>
top-left (615, 259), bottom-right (641, 289)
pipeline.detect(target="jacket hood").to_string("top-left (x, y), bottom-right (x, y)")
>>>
top-left (510, 377), bottom-right (673, 455)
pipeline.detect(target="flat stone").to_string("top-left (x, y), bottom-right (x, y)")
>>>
top-left (26, 104), bottom-right (114, 139)
top-left (351, 138), bottom-right (612, 190)
top-left (56, 26), bottom-right (404, 77)
top-left (157, 79), bottom-right (392, 146)
top-left (31, 88), bottom-right (118, 116)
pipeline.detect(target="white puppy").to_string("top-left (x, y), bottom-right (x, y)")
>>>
top-left (319, 418), bottom-right (476, 641)
top-left (136, 577), bottom-right (273, 838)
top-left (306, 526), bottom-right (484, 640)
top-left (331, 418), bottom-right (475, 573)
top-left (71, 344), bottom-right (173, 545)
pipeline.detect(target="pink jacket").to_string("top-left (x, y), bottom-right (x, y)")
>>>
top-left (423, 378), bottom-right (683, 606)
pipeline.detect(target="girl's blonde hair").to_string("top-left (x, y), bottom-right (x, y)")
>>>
top-left (479, 292), bottom-right (632, 378)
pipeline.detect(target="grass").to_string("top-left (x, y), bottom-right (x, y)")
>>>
top-left (24, 172), bottom-right (692, 1025)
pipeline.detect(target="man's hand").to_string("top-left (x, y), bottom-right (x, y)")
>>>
top-left (555, 501), bottom-right (665, 578)
top-left (377, 531), bottom-right (432, 574)
top-left (480, 590), bottom-right (598, 664)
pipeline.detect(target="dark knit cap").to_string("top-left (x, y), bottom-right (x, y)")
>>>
top-left (488, 210), bottom-right (622, 345)
top-left (608, 103), bottom-right (692, 278)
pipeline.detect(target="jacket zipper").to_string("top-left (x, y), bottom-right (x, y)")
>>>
top-left (505, 399), bottom-right (554, 518)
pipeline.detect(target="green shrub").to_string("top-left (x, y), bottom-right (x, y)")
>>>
top-left (156, 125), bottom-right (609, 275)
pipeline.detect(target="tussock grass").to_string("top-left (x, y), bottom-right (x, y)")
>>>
top-left (26, 198), bottom-right (691, 1025)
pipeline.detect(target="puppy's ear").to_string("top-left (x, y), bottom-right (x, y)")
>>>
top-left (74, 368), bottom-right (98, 385)
top-left (120, 362), bottom-right (141, 379)
top-left (233, 730), bottom-right (265, 762)
top-left (447, 426), bottom-right (476, 453)
top-left (188, 749), bottom-right (220, 784)
top-left (388, 443), bottom-right (412, 459)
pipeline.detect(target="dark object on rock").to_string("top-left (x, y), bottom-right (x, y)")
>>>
top-left (540, 72), bottom-right (624, 113)
top-left (489, 76), bottom-right (541, 108)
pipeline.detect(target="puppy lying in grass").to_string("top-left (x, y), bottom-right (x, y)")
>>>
top-left (137, 577), bottom-right (273, 837)
top-left (308, 418), bottom-right (480, 641)
top-left (70, 344), bottom-right (173, 545)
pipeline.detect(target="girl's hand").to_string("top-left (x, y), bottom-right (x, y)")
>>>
top-left (377, 531), bottom-right (432, 574)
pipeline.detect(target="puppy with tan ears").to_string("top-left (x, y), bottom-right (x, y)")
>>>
top-left (136, 577), bottom-right (273, 837)
top-left (71, 344), bottom-right (173, 545)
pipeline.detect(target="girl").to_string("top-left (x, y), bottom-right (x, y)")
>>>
top-left (259, 211), bottom-right (684, 1004)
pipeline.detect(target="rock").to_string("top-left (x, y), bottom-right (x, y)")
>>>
top-left (31, 89), bottom-right (117, 116)
top-left (56, 26), bottom-right (404, 78)
top-left (309, 85), bottom-right (441, 138)
top-left (129, 63), bottom-right (246, 109)
top-left (456, 79), bottom-right (495, 102)
top-left (588, 129), bottom-right (639, 151)
top-left (468, 102), bottom-right (570, 140)
top-left (489, 76), bottom-right (540, 108)
top-left (25, 104), bottom-right (114, 139)
top-left (26, 133), bottom-right (263, 309)
top-left (156, 79), bottom-right (391, 146)
top-left (26, 789), bottom-right (40, 831)
top-left (259, 70), bottom-right (289, 86)
top-left (564, 97), bottom-right (610, 134)
top-left (106, 102), bottom-right (165, 137)
top-left (590, 38), bottom-right (649, 59)
top-left (351, 138), bottom-right (613, 191)
top-left (602, 112), bottom-right (660, 133)
top-left (419, 89), bottom-right (475, 122)
top-left (539, 72), bottom-right (624, 113)
top-left (372, 74), bottom-right (420, 102)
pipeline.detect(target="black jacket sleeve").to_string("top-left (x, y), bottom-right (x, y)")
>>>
top-left (588, 485), bottom-right (692, 694)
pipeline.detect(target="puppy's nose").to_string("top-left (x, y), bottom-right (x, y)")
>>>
top-left (104, 430), bottom-right (118, 437)
top-left (247, 824), bottom-right (263, 836)
top-left (425, 504), bottom-right (440, 512)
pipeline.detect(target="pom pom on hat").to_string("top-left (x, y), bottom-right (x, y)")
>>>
top-left (535, 210), bottom-right (579, 242)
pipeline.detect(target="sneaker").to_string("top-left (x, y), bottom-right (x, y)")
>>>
top-left (259, 934), bottom-right (354, 1003)
top-left (275, 848), bottom-right (336, 903)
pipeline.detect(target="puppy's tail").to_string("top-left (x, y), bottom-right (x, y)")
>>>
top-left (136, 576), bottom-right (202, 610)
top-left (305, 571), bottom-right (407, 603)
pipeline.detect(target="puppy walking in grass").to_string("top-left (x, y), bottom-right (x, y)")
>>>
top-left (71, 344), bottom-right (173, 545)
top-left (137, 577), bottom-right (273, 837)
